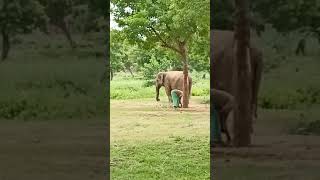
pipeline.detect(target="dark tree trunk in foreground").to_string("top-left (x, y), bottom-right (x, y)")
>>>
top-left (178, 42), bottom-right (189, 108)
top-left (233, 0), bottom-right (252, 146)
top-left (1, 28), bottom-right (10, 61)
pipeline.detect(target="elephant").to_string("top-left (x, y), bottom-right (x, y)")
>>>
top-left (211, 29), bottom-right (263, 136)
top-left (155, 71), bottom-right (192, 102)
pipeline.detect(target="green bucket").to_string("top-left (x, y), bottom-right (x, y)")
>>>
top-left (211, 104), bottom-right (222, 142)
top-left (171, 90), bottom-right (180, 108)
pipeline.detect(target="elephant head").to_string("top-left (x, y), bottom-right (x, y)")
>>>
top-left (155, 72), bottom-right (166, 101)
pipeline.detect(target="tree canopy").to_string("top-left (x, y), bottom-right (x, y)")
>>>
top-left (111, 0), bottom-right (210, 107)
top-left (0, 0), bottom-right (47, 60)
top-left (213, 0), bottom-right (320, 43)
top-left (0, 0), bottom-right (108, 60)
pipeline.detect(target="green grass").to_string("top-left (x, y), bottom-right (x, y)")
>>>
top-left (258, 56), bottom-right (320, 110)
top-left (0, 32), bottom-right (106, 121)
top-left (111, 137), bottom-right (209, 180)
top-left (110, 97), bottom-right (210, 179)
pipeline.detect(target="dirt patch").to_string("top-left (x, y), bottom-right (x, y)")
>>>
top-left (0, 119), bottom-right (107, 180)
top-left (110, 97), bottom-right (210, 142)
top-left (213, 109), bottom-right (320, 179)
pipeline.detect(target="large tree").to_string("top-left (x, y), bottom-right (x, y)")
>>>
top-left (0, 0), bottom-right (47, 60)
top-left (112, 0), bottom-right (209, 108)
top-left (39, 0), bottom-right (77, 48)
top-left (110, 30), bottom-right (124, 80)
top-left (233, 0), bottom-right (252, 146)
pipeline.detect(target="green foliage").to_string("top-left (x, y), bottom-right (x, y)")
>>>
top-left (0, 32), bottom-right (106, 120)
top-left (110, 30), bottom-right (139, 76)
top-left (111, 0), bottom-right (210, 86)
top-left (71, 0), bottom-right (108, 33)
top-left (40, 0), bottom-right (73, 25)
top-left (141, 54), bottom-right (172, 82)
top-left (0, 0), bottom-right (47, 33)
top-left (211, 0), bottom-right (234, 30)
top-left (214, 0), bottom-right (320, 42)
top-left (252, 0), bottom-right (320, 36)
top-left (110, 30), bottom-right (125, 73)
top-left (259, 87), bottom-right (320, 110)
top-left (112, 0), bottom-right (210, 71)
top-left (0, 0), bottom-right (47, 59)
top-left (189, 34), bottom-right (210, 72)
top-left (251, 30), bottom-right (320, 114)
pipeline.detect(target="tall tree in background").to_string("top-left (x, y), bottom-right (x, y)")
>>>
top-left (0, 0), bottom-right (47, 60)
top-left (233, 0), bottom-right (252, 146)
top-left (39, 0), bottom-right (76, 48)
top-left (112, 0), bottom-right (209, 108)
top-left (110, 30), bottom-right (123, 80)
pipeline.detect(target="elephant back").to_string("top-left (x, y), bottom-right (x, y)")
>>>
top-left (165, 71), bottom-right (192, 91)
top-left (211, 30), bottom-right (236, 94)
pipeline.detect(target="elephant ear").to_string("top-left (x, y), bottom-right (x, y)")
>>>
top-left (159, 73), bottom-right (165, 84)
top-left (158, 73), bottom-right (166, 84)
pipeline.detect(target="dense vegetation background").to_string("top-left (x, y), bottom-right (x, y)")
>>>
top-left (0, 0), bottom-right (108, 120)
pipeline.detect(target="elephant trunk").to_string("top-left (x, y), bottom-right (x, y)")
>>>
top-left (156, 85), bottom-right (161, 101)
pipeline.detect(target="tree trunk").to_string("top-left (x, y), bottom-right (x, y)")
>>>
top-left (202, 74), bottom-right (206, 79)
top-left (1, 28), bottom-right (10, 61)
top-left (233, 0), bottom-right (252, 146)
top-left (295, 38), bottom-right (306, 56)
top-left (110, 68), bottom-right (114, 80)
top-left (128, 68), bottom-right (134, 77)
top-left (178, 42), bottom-right (189, 108)
top-left (59, 21), bottom-right (76, 49)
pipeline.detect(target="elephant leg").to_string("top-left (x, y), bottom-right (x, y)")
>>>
top-left (165, 87), bottom-right (172, 102)
top-left (219, 113), bottom-right (227, 133)
top-left (224, 109), bottom-right (234, 145)
top-left (225, 128), bottom-right (231, 145)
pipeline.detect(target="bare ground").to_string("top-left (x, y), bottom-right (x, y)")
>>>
top-left (0, 119), bottom-right (107, 180)
top-left (110, 97), bottom-right (210, 143)
top-left (212, 109), bottom-right (320, 180)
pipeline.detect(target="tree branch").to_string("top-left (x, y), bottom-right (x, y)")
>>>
top-left (148, 26), bottom-right (181, 54)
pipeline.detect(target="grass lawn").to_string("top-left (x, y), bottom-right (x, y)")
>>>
top-left (110, 98), bottom-right (210, 179)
